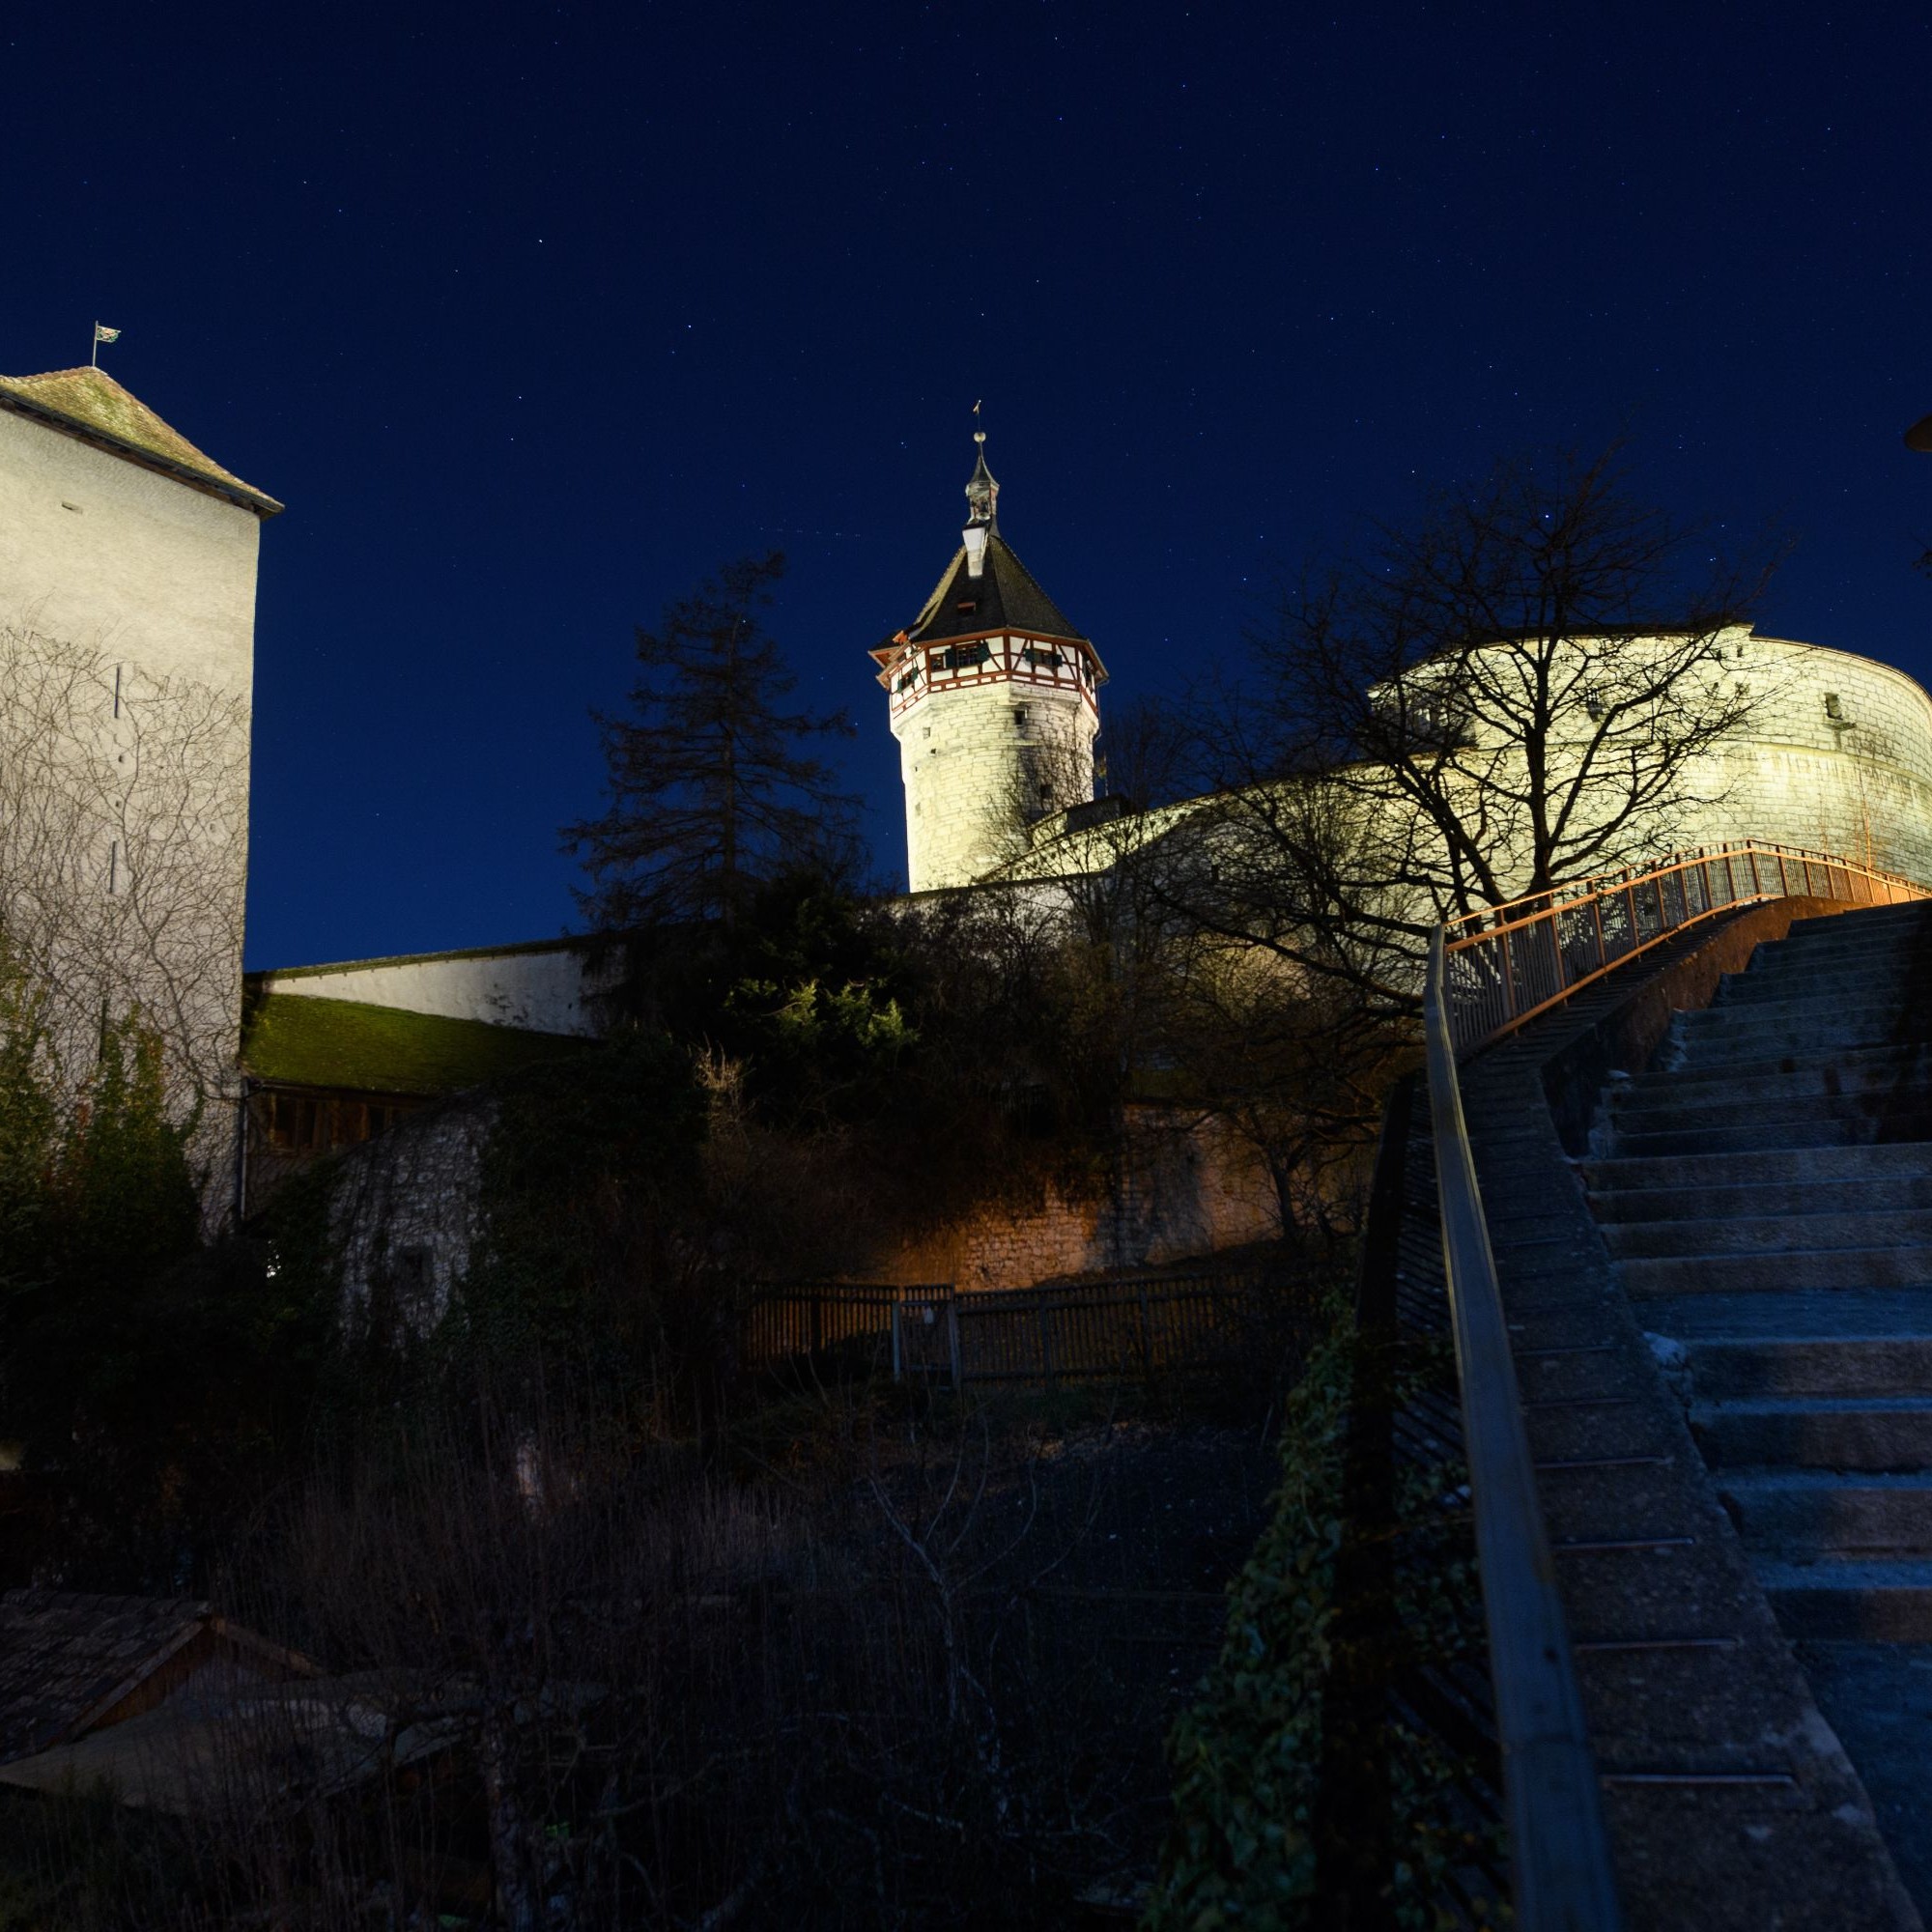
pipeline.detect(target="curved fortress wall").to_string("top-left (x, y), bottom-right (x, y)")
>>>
top-left (1693, 634), bottom-right (1932, 885)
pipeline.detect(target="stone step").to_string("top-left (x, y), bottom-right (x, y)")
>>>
top-left (1593, 1176), bottom-right (1932, 1225)
top-left (1670, 998), bottom-right (1921, 1043)
top-left (1785, 899), bottom-right (1932, 930)
top-left (1603, 1207), bottom-right (1932, 1260)
top-left (1640, 1286), bottom-right (1932, 1342)
top-left (1583, 1141), bottom-right (1932, 1194)
top-left (1620, 1245), bottom-right (1932, 1296)
top-left (1678, 1331), bottom-right (1932, 1400)
top-left (1606, 1089), bottom-right (1932, 1134)
top-left (1718, 1470), bottom-right (1932, 1554)
top-left (1717, 961), bottom-right (1923, 1002)
top-left (1607, 1115), bottom-right (1932, 1159)
top-left (1661, 1031), bottom-right (1932, 1075)
top-left (1690, 1396), bottom-right (1932, 1470)
top-left (1760, 924), bottom-right (1931, 963)
top-left (1786, 899), bottom-right (1932, 932)
top-left (1754, 1558), bottom-right (1932, 1639)
top-left (1613, 1044), bottom-right (1932, 1106)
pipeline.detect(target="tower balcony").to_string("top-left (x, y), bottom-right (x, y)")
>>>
top-left (885, 630), bottom-right (1101, 724)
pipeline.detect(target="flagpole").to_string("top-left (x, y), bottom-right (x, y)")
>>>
top-left (92, 324), bottom-right (99, 369)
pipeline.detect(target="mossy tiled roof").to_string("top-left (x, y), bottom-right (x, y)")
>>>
top-left (0, 367), bottom-right (282, 516)
top-left (241, 992), bottom-right (587, 1096)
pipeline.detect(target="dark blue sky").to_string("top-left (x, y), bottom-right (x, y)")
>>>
top-left (9, 4), bottom-right (1931, 968)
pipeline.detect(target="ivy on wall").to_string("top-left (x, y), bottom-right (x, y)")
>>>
top-left (1144, 1307), bottom-right (1505, 1931)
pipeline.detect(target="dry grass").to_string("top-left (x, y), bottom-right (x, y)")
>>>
top-left (1, 1370), bottom-right (1289, 1930)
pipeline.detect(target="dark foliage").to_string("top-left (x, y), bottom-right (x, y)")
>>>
top-left (563, 553), bottom-right (859, 934)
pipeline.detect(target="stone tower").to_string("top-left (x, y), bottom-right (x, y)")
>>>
top-left (0, 363), bottom-right (281, 1178)
top-left (871, 435), bottom-right (1106, 892)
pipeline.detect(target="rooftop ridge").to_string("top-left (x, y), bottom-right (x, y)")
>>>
top-left (0, 366), bottom-right (282, 517)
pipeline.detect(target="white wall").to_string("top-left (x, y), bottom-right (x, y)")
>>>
top-left (893, 662), bottom-right (1098, 892)
top-left (0, 411), bottom-right (262, 697)
top-left (0, 403), bottom-right (269, 1221)
top-left (260, 941), bottom-right (615, 1037)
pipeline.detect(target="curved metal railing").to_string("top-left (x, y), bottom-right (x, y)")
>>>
top-left (1422, 841), bottom-right (1928, 1929)
top-left (1441, 840), bottom-right (1927, 1057)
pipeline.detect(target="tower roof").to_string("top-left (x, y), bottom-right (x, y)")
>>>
top-left (903, 532), bottom-right (1089, 646)
top-left (0, 366), bottom-right (282, 517)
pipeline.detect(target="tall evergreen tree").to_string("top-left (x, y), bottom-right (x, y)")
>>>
top-left (565, 553), bottom-right (858, 931)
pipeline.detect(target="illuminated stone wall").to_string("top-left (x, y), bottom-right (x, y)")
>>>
top-left (876, 1108), bottom-right (1280, 1291)
top-left (0, 402), bottom-right (268, 1214)
top-left (1691, 634), bottom-right (1932, 883)
top-left (0, 410), bottom-right (261, 698)
top-left (894, 659), bottom-right (1098, 893)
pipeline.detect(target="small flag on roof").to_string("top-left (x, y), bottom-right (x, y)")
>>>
top-left (94, 324), bottom-right (120, 344)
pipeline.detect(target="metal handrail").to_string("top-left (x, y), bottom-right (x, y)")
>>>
top-left (1422, 842), bottom-right (1930, 1927)
top-left (1443, 838), bottom-right (1896, 943)
top-left (1442, 840), bottom-right (1928, 1056)
top-left (1424, 927), bottom-right (1623, 1930)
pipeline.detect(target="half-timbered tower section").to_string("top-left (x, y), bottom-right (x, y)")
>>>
top-left (871, 436), bottom-right (1106, 892)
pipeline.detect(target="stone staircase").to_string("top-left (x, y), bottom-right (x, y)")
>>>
top-left (1585, 898), bottom-right (1932, 1644)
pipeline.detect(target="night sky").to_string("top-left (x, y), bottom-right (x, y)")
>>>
top-left (9, 5), bottom-right (1931, 970)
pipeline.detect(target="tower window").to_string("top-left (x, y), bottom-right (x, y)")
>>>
top-left (1825, 692), bottom-right (1844, 721)
top-left (1012, 705), bottom-right (1030, 729)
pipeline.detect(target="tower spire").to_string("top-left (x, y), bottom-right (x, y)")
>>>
top-left (963, 419), bottom-right (999, 578)
top-left (964, 426), bottom-right (999, 532)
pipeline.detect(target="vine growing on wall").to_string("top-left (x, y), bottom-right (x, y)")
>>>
top-left (1144, 1305), bottom-right (1505, 1931)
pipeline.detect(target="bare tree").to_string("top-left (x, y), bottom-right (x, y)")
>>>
top-left (0, 625), bottom-right (249, 1141)
top-left (1175, 447), bottom-right (1786, 1014)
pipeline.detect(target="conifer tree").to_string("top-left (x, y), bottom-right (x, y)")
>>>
top-left (565, 553), bottom-right (858, 932)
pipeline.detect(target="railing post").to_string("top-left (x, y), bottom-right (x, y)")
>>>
top-left (1499, 927), bottom-right (1518, 1020)
top-left (1590, 894), bottom-right (1607, 973)
top-left (1776, 850), bottom-right (1790, 896)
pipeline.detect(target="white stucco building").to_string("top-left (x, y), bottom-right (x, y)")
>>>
top-left (0, 365), bottom-right (282, 1170)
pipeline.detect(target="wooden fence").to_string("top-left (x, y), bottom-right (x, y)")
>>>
top-left (742, 1268), bottom-right (1316, 1390)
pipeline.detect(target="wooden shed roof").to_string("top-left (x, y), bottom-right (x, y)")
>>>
top-left (0, 1590), bottom-right (311, 1764)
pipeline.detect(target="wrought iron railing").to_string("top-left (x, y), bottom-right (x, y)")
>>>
top-left (1422, 841), bottom-right (1928, 1929)
top-left (1440, 840), bottom-right (1927, 1056)
top-left (742, 1268), bottom-right (1315, 1389)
